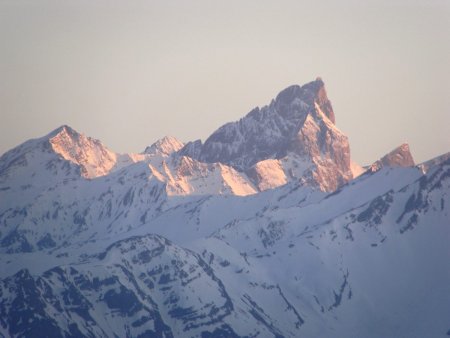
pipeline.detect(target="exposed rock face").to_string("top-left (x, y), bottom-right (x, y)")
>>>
top-left (0, 235), bottom-right (241, 338)
top-left (368, 143), bottom-right (415, 173)
top-left (149, 155), bottom-right (257, 196)
top-left (181, 78), bottom-right (353, 191)
top-left (380, 143), bottom-right (415, 167)
top-left (144, 136), bottom-right (184, 157)
top-left (48, 125), bottom-right (120, 178)
top-left (178, 139), bottom-right (203, 159)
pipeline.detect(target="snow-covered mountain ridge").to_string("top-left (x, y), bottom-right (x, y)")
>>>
top-left (0, 78), bottom-right (449, 338)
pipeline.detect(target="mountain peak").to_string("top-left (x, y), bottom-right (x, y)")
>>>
top-left (144, 136), bottom-right (184, 156)
top-left (368, 143), bottom-right (415, 172)
top-left (274, 84), bottom-right (302, 104)
top-left (179, 78), bottom-right (350, 191)
top-left (304, 77), bottom-right (334, 124)
top-left (274, 78), bottom-right (334, 124)
top-left (47, 126), bottom-right (119, 178)
top-left (46, 124), bottom-right (79, 139)
top-left (380, 143), bottom-right (415, 167)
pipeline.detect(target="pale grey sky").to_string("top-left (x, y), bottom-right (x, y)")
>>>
top-left (0, 0), bottom-right (449, 165)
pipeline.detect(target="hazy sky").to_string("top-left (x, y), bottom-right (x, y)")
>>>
top-left (1, 0), bottom-right (449, 165)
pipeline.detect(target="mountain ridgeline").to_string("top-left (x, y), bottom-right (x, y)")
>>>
top-left (0, 78), bottom-right (448, 338)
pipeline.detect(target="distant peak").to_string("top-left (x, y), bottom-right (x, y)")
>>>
top-left (164, 136), bottom-right (182, 142)
top-left (304, 77), bottom-right (325, 92)
top-left (275, 78), bottom-right (324, 100)
top-left (47, 125), bottom-right (80, 139)
top-left (57, 124), bottom-right (73, 132)
top-left (382, 143), bottom-right (414, 166)
top-left (144, 136), bottom-right (184, 156)
top-left (46, 125), bottom-right (87, 150)
top-left (305, 77), bottom-right (334, 124)
top-left (274, 78), bottom-right (335, 124)
top-left (369, 143), bottom-right (415, 172)
top-left (397, 143), bottom-right (410, 153)
top-left (46, 125), bottom-right (118, 178)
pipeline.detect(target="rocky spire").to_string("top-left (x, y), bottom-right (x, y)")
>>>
top-left (180, 78), bottom-right (352, 191)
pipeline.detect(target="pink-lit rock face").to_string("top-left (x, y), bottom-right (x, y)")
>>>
top-left (379, 143), bottom-right (415, 167)
top-left (47, 125), bottom-right (148, 179)
top-left (48, 125), bottom-right (119, 178)
top-left (150, 155), bottom-right (257, 196)
top-left (143, 136), bottom-right (184, 157)
top-left (368, 143), bottom-right (415, 173)
top-left (181, 78), bottom-right (353, 191)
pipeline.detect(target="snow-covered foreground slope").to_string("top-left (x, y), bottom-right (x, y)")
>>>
top-left (203, 162), bottom-right (450, 337)
top-left (1, 155), bottom-right (449, 337)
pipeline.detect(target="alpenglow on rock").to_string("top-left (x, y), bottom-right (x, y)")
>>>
top-left (143, 136), bottom-right (184, 157)
top-left (181, 78), bottom-right (353, 191)
top-left (368, 143), bottom-right (415, 173)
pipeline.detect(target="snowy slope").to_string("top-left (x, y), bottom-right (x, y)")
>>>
top-left (418, 151), bottom-right (450, 173)
top-left (1, 157), bottom-right (449, 338)
top-left (0, 150), bottom-right (256, 254)
top-left (0, 127), bottom-right (261, 253)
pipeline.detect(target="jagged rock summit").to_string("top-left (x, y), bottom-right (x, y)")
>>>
top-left (368, 143), bottom-right (415, 173)
top-left (181, 78), bottom-right (353, 191)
